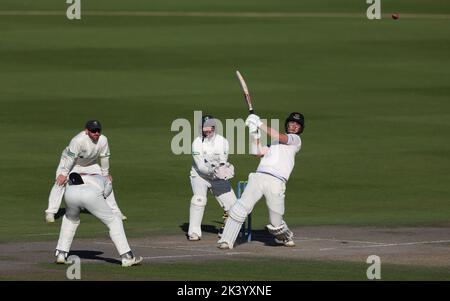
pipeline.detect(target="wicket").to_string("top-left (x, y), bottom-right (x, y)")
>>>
top-left (237, 180), bottom-right (252, 242)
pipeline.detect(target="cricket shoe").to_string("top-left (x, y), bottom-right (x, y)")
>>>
top-left (55, 250), bottom-right (68, 264)
top-left (217, 241), bottom-right (231, 250)
top-left (45, 213), bottom-right (55, 223)
top-left (188, 233), bottom-right (201, 241)
top-left (274, 237), bottom-right (296, 247)
top-left (121, 253), bottom-right (143, 267)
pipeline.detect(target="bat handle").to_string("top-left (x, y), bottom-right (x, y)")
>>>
top-left (249, 109), bottom-right (254, 114)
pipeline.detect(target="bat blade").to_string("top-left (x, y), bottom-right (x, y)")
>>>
top-left (236, 70), bottom-right (254, 114)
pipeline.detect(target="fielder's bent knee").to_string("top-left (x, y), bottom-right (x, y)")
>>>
top-left (191, 195), bottom-right (207, 207)
top-left (63, 215), bottom-right (80, 225)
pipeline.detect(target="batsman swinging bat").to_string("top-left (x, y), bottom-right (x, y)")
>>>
top-left (236, 70), bottom-right (254, 114)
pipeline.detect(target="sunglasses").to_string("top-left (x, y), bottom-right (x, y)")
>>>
top-left (89, 128), bottom-right (101, 133)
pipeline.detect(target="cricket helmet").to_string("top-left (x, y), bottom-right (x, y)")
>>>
top-left (200, 115), bottom-right (216, 139)
top-left (68, 173), bottom-right (84, 185)
top-left (201, 115), bottom-right (216, 129)
top-left (285, 112), bottom-right (304, 134)
top-left (85, 120), bottom-right (102, 132)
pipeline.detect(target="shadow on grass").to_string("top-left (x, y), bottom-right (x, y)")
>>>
top-left (179, 222), bottom-right (285, 247)
top-left (69, 250), bottom-right (121, 265)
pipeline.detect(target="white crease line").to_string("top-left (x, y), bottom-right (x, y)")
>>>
top-left (295, 237), bottom-right (385, 245)
top-left (78, 251), bottom-right (251, 263)
top-left (143, 252), bottom-right (251, 260)
top-left (25, 231), bottom-right (106, 237)
top-left (319, 240), bottom-right (450, 251)
top-left (94, 241), bottom-right (226, 254)
top-left (25, 233), bottom-right (59, 236)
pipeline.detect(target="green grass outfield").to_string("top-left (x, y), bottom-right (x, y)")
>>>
top-left (0, 0), bottom-right (449, 280)
top-left (0, 258), bottom-right (449, 281)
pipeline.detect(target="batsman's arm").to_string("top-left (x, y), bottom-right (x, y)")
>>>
top-left (249, 134), bottom-right (268, 157)
top-left (258, 123), bottom-right (289, 144)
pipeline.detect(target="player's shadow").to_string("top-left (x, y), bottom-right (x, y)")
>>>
top-left (179, 223), bottom-right (220, 238)
top-left (69, 250), bottom-right (121, 265)
top-left (54, 208), bottom-right (66, 220)
top-left (179, 222), bottom-right (279, 246)
top-left (235, 229), bottom-right (280, 247)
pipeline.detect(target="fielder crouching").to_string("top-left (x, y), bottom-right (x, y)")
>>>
top-left (187, 115), bottom-right (237, 241)
top-left (218, 112), bottom-right (305, 249)
top-left (54, 173), bottom-right (143, 267)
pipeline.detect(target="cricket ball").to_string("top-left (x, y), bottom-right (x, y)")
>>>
top-left (392, 13), bottom-right (400, 20)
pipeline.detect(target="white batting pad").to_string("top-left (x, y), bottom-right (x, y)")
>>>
top-left (217, 216), bottom-right (243, 249)
top-left (188, 195), bottom-right (207, 237)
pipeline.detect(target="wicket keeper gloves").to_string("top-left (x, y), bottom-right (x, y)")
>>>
top-left (245, 114), bottom-right (263, 129)
top-left (214, 163), bottom-right (235, 180)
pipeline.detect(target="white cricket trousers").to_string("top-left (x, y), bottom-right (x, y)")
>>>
top-left (55, 184), bottom-right (131, 255)
top-left (240, 172), bottom-right (287, 227)
top-left (46, 164), bottom-right (123, 215)
top-left (218, 172), bottom-right (287, 248)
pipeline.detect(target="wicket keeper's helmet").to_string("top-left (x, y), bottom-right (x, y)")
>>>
top-left (201, 115), bottom-right (216, 129)
top-left (201, 115), bottom-right (216, 139)
top-left (285, 112), bottom-right (304, 134)
top-left (68, 173), bottom-right (84, 185)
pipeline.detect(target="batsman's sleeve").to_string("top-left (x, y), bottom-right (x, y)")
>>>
top-left (192, 140), bottom-right (212, 174)
top-left (286, 134), bottom-right (301, 147)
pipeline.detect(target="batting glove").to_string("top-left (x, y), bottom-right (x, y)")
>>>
top-left (245, 114), bottom-right (263, 128)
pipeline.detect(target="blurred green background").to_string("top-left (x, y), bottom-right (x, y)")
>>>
top-left (1, 0), bottom-right (449, 241)
top-left (0, 0), bottom-right (449, 280)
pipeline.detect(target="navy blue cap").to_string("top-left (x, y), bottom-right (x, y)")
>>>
top-left (85, 120), bottom-right (102, 131)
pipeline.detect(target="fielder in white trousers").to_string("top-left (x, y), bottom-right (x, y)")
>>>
top-left (55, 173), bottom-right (142, 267)
top-left (46, 164), bottom-right (123, 218)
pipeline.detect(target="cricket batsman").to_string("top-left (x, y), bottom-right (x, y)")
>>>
top-left (188, 115), bottom-right (237, 241)
top-left (54, 173), bottom-right (142, 267)
top-left (45, 120), bottom-right (126, 223)
top-left (218, 112), bottom-right (304, 249)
